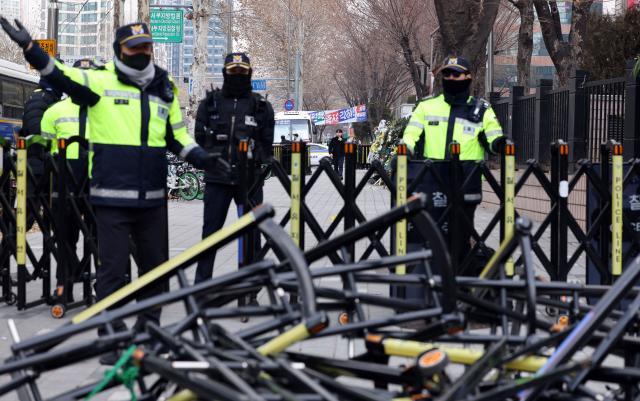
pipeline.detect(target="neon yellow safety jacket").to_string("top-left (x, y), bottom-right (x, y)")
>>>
top-left (40, 97), bottom-right (88, 160)
top-left (27, 54), bottom-right (201, 208)
top-left (403, 94), bottom-right (504, 160)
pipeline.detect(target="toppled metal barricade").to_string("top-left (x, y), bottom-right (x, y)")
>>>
top-left (3, 193), bottom-right (640, 400)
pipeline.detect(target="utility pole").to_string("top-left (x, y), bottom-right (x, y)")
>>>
top-left (294, 0), bottom-right (304, 110)
top-left (486, 30), bottom-right (494, 95)
top-left (226, 0), bottom-right (233, 54)
top-left (47, 0), bottom-right (59, 41)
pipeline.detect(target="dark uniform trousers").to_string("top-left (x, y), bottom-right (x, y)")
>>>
top-left (333, 155), bottom-right (344, 179)
top-left (195, 182), bottom-right (263, 283)
top-left (94, 205), bottom-right (169, 330)
top-left (53, 158), bottom-right (87, 285)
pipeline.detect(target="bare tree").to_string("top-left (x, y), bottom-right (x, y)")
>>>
top-left (346, 0), bottom-right (436, 99)
top-left (507, 0), bottom-right (534, 91)
top-left (235, 0), bottom-right (342, 111)
top-left (434, 0), bottom-right (500, 95)
top-left (188, 0), bottom-right (215, 120)
top-left (333, 18), bottom-right (413, 131)
top-left (533, 0), bottom-right (594, 86)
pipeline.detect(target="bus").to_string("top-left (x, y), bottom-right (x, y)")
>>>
top-left (0, 59), bottom-right (39, 143)
top-left (274, 111), bottom-right (316, 143)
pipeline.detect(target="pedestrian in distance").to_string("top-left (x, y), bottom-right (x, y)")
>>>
top-left (402, 56), bottom-right (506, 274)
top-left (0, 18), bottom-right (228, 364)
top-left (193, 52), bottom-right (275, 310)
top-left (328, 128), bottom-right (345, 179)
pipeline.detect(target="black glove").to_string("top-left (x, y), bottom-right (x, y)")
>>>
top-left (0, 18), bottom-right (32, 49)
top-left (490, 136), bottom-right (507, 154)
top-left (204, 153), bottom-right (231, 175)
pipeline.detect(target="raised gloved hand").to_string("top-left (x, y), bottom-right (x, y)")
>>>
top-left (0, 18), bottom-right (32, 49)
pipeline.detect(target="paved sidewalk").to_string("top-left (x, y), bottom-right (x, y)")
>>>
top-left (0, 168), bottom-right (585, 400)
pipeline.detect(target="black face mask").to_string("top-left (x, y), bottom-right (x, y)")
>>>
top-left (222, 70), bottom-right (252, 98)
top-left (442, 78), bottom-right (472, 96)
top-left (121, 53), bottom-right (151, 70)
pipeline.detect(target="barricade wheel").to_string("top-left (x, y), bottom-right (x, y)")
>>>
top-left (51, 304), bottom-right (66, 319)
top-left (5, 292), bottom-right (17, 306)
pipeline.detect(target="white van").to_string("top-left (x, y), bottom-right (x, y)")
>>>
top-left (274, 111), bottom-right (316, 143)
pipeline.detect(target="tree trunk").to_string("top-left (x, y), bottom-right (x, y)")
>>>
top-left (515, 0), bottom-right (534, 91)
top-left (399, 35), bottom-right (426, 99)
top-left (138, 0), bottom-right (150, 26)
top-left (434, 0), bottom-right (500, 92)
top-left (189, 0), bottom-right (213, 121)
top-left (533, 0), bottom-right (593, 87)
top-left (113, 0), bottom-right (123, 29)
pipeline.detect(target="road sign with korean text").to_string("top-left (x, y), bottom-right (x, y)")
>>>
top-left (150, 9), bottom-right (184, 43)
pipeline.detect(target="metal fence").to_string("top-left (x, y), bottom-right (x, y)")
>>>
top-left (491, 61), bottom-right (640, 167)
top-left (584, 77), bottom-right (626, 161)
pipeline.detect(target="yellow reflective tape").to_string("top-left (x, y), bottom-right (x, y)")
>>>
top-left (166, 390), bottom-right (195, 401)
top-left (381, 338), bottom-right (546, 373)
top-left (257, 321), bottom-right (310, 356)
top-left (290, 151), bottom-right (301, 246)
top-left (71, 211), bottom-right (258, 324)
top-left (612, 154), bottom-right (623, 276)
top-left (479, 230), bottom-right (514, 279)
top-left (505, 154), bottom-right (515, 276)
top-left (396, 152), bottom-right (407, 274)
top-left (16, 148), bottom-right (27, 266)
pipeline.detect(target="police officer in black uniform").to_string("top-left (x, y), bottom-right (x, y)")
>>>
top-left (22, 76), bottom-right (62, 229)
top-left (194, 53), bottom-right (275, 296)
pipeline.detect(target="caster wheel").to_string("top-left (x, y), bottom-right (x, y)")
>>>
top-left (338, 312), bottom-right (349, 325)
top-left (51, 303), bottom-right (66, 319)
top-left (5, 292), bottom-right (17, 306)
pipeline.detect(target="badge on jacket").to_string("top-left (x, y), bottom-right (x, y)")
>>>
top-left (245, 115), bottom-right (257, 127)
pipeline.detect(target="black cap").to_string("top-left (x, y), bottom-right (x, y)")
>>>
top-left (114, 22), bottom-right (153, 48)
top-left (224, 52), bottom-right (251, 71)
top-left (441, 56), bottom-right (471, 73)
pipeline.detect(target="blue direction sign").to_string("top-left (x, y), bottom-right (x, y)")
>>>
top-left (284, 99), bottom-right (295, 111)
top-left (251, 79), bottom-right (267, 91)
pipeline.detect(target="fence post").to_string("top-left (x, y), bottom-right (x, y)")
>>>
top-left (624, 59), bottom-right (640, 159)
top-left (237, 139), bottom-right (250, 268)
top-left (599, 143), bottom-right (611, 284)
top-left (395, 142), bottom-right (407, 275)
top-left (290, 141), bottom-right (304, 250)
top-left (611, 142), bottom-right (624, 278)
top-left (534, 79), bottom-right (553, 162)
top-left (16, 138), bottom-right (27, 310)
top-left (344, 142), bottom-right (357, 260)
top-left (55, 138), bottom-right (69, 307)
top-left (567, 70), bottom-right (588, 163)
top-left (503, 141), bottom-right (516, 277)
top-left (508, 86), bottom-right (525, 139)
top-left (448, 141), bottom-right (462, 273)
top-left (555, 141), bottom-right (570, 281)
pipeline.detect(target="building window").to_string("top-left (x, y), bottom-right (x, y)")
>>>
top-left (81, 25), bottom-right (97, 33)
top-left (81, 36), bottom-right (97, 45)
top-left (80, 13), bottom-right (97, 22)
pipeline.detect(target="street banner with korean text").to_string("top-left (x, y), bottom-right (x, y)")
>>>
top-left (309, 104), bottom-right (367, 126)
